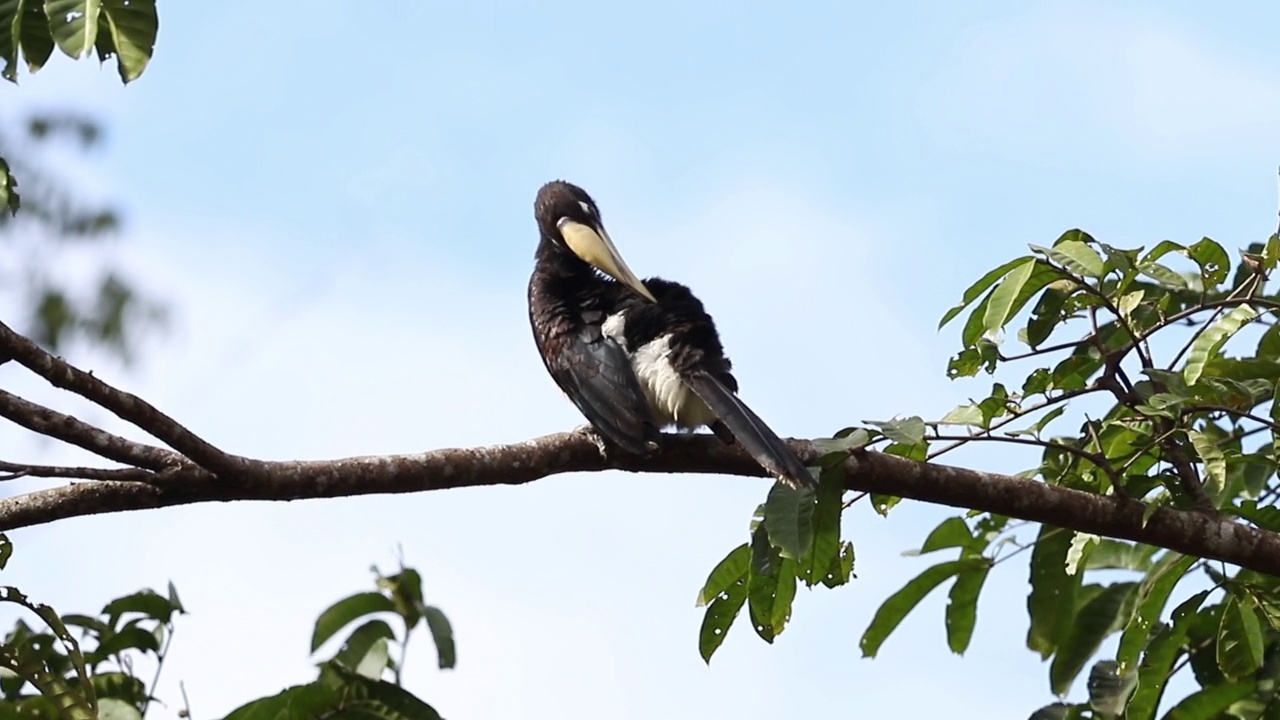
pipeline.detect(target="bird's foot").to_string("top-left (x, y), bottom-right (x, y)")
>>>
top-left (573, 424), bottom-right (611, 460)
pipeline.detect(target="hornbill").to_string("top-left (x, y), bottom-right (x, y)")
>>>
top-left (528, 180), bottom-right (814, 489)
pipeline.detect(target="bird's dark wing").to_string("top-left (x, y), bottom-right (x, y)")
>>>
top-left (546, 323), bottom-right (660, 455)
top-left (682, 371), bottom-right (815, 489)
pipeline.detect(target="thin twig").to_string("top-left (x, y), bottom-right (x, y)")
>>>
top-left (0, 460), bottom-right (155, 482)
top-left (0, 389), bottom-right (179, 471)
top-left (927, 387), bottom-right (1098, 461)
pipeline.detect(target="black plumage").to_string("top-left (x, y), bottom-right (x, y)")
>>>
top-left (528, 180), bottom-right (814, 489)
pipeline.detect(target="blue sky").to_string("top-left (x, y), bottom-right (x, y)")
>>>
top-left (2, 1), bottom-right (1280, 718)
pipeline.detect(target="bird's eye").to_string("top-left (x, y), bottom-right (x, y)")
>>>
top-left (578, 200), bottom-right (596, 218)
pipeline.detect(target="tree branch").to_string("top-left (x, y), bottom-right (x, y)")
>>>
top-left (0, 389), bottom-right (180, 471)
top-left (2, 432), bottom-right (1280, 576)
top-left (0, 320), bottom-right (258, 478)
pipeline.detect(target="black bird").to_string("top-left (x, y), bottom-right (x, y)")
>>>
top-left (529, 180), bottom-right (815, 489)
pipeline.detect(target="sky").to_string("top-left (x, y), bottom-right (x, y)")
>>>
top-left (2, 1), bottom-right (1280, 718)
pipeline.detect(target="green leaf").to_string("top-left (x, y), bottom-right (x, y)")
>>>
top-left (0, 533), bottom-right (11, 570)
top-left (698, 575), bottom-right (747, 663)
top-left (1184, 304), bottom-right (1258, 385)
top-left (423, 606), bottom-right (455, 670)
top-left (17, 1), bottom-right (52, 74)
top-left (310, 592), bottom-right (397, 653)
top-left (764, 482), bottom-right (815, 561)
top-left (0, 158), bottom-right (17, 215)
top-left (1086, 660), bottom-right (1136, 717)
top-left (224, 663), bottom-right (444, 720)
top-left (1187, 237), bottom-right (1231, 289)
top-left (747, 524), bottom-right (779, 643)
top-left (945, 559), bottom-right (991, 654)
top-left (1266, 234), bottom-right (1280, 273)
top-left (1116, 553), bottom-right (1196, 674)
top-left (914, 517), bottom-right (974, 555)
top-left (1049, 582), bottom-right (1139, 696)
top-left (1139, 262), bottom-right (1190, 290)
top-left (697, 544), bottom-right (750, 606)
top-left (0, 0), bottom-right (20, 82)
top-left (1027, 526), bottom-right (1076, 659)
top-left (1188, 430), bottom-right (1228, 503)
top-left (1141, 240), bottom-right (1186, 265)
top-left (95, 698), bottom-right (141, 720)
top-left (1217, 594), bottom-right (1264, 680)
top-left (1033, 240), bottom-right (1105, 279)
top-left (331, 620), bottom-right (395, 676)
top-left (770, 558), bottom-right (798, 637)
top-left (95, 0), bottom-right (156, 83)
top-left (983, 258), bottom-right (1038, 336)
top-left (803, 464), bottom-right (845, 587)
top-left (869, 416), bottom-right (926, 446)
top-left (1025, 285), bottom-right (1073, 348)
top-left (1083, 540), bottom-right (1158, 572)
top-left (1161, 682), bottom-right (1256, 720)
top-left (1065, 532), bottom-right (1098, 576)
top-left (860, 560), bottom-right (973, 658)
top-left (1258, 324), bottom-right (1280, 360)
top-left (377, 568), bottom-right (425, 629)
top-left (1126, 590), bottom-right (1210, 720)
top-left (0, 586), bottom-right (96, 718)
top-left (93, 626), bottom-right (159, 659)
top-left (103, 589), bottom-right (180, 624)
top-left (1117, 289), bottom-right (1144, 323)
top-left (939, 256), bottom-right (1034, 329)
top-left (831, 541), bottom-right (856, 587)
top-left (45, 0), bottom-right (101, 59)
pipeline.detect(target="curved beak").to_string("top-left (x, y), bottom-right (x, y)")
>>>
top-left (558, 219), bottom-right (657, 302)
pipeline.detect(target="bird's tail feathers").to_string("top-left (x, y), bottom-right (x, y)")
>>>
top-left (684, 373), bottom-right (815, 489)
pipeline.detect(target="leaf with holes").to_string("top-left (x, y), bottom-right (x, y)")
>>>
top-left (1184, 304), bottom-right (1258, 385)
top-left (698, 575), bottom-right (747, 663)
top-left (1027, 526), bottom-right (1078, 659)
top-left (1125, 590), bottom-right (1209, 720)
top-left (1187, 237), bottom-right (1231, 289)
top-left (45, 0), bottom-right (101, 58)
top-left (697, 544), bottom-right (750, 606)
top-left (803, 465), bottom-right (844, 587)
top-left (95, 0), bottom-right (156, 83)
top-left (1116, 553), bottom-right (1195, 674)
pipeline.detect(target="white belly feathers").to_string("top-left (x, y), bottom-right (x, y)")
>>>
top-left (602, 312), bottom-right (715, 429)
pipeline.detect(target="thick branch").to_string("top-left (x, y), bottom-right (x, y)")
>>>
top-left (2, 432), bottom-right (1279, 576)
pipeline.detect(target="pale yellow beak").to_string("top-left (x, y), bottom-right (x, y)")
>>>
top-left (558, 219), bottom-right (657, 302)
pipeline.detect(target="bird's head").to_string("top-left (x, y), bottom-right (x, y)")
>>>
top-left (535, 180), bottom-right (656, 302)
